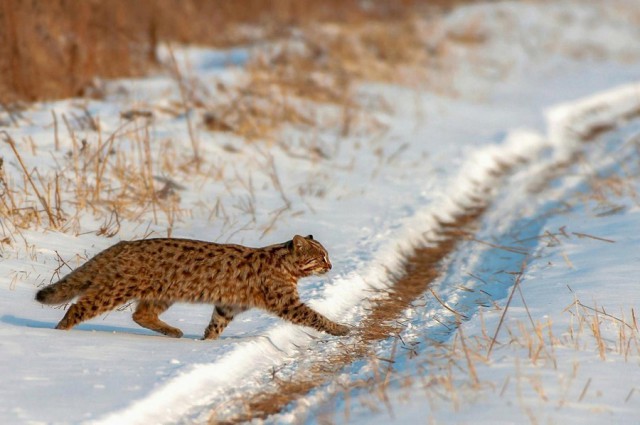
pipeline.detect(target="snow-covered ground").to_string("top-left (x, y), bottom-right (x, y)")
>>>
top-left (288, 91), bottom-right (640, 425)
top-left (1, 1), bottom-right (639, 424)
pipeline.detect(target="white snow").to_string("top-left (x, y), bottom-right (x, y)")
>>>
top-left (280, 81), bottom-right (640, 425)
top-left (1, 1), bottom-right (640, 424)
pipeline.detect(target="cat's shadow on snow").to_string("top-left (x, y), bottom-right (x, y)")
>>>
top-left (1, 314), bottom-right (149, 334)
top-left (0, 314), bottom-right (243, 340)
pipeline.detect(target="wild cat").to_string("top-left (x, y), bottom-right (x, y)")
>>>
top-left (36, 235), bottom-right (350, 339)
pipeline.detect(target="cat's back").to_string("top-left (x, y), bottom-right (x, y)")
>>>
top-left (116, 238), bottom-right (257, 267)
top-left (85, 238), bottom-right (274, 285)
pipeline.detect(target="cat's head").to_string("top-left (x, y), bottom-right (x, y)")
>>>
top-left (292, 235), bottom-right (332, 276)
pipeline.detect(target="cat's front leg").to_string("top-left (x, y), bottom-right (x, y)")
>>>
top-left (203, 304), bottom-right (247, 340)
top-left (261, 286), bottom-right (349, 336)
top-left (287, 302), bottom-right (350, 336)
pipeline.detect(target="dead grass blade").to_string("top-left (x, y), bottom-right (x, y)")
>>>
top-left (2, 132), bottom-right (58, 228)
top-left (486, 259), bottom-right (527, 359)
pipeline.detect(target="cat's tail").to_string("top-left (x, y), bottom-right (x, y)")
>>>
top-left (35, 275), bottom-right (92, 305)
top-left (35, 241), bottom-right (129, 305)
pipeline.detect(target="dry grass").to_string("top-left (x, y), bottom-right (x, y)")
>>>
top-left (0, 115), bottom-right (185, 239)
top-left (309, 200), bottom-right (640, 422)
top-left (187, 6), bottom-right (452, 142)
top-left (0, 54), bottom-right (385, 247)
top-left (0, 0), bottom-right (476, 155)
top-left (0, 0), bottom-right (464, 104)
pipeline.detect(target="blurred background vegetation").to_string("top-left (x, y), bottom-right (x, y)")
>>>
top-left (0, 0), bottom-right (462, 103)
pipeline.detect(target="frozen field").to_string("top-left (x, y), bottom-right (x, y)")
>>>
top-left (1, 1), bottom-right (639, 424)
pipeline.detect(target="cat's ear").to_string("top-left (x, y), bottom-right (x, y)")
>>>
top-left (292, 235), bottom-right (307, 252)
top-left (306, 235), bottom-right (314, 240)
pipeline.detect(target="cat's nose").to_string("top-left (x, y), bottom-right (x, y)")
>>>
top-left (328, 263), bottom-right (332, 270)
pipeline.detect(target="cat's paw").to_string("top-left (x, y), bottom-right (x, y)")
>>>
top-left (163, 328), bottom-right (184, 338)
top-left (331, 324), bottom-right (351, 336)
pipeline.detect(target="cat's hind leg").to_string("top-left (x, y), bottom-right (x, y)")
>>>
top-left (55, 287), bottom-right (125, 331)
top-left (133, 300), bottom-right (182, 338)
top-left (203, 305), bottom-right (247, 340)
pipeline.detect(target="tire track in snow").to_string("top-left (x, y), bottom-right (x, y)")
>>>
top-left (94, 83), bottom-right (640, 425)
top-left (257, 83), bottom-right (640, 425)
top-left (205, 83), bottom-right (640, 424)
